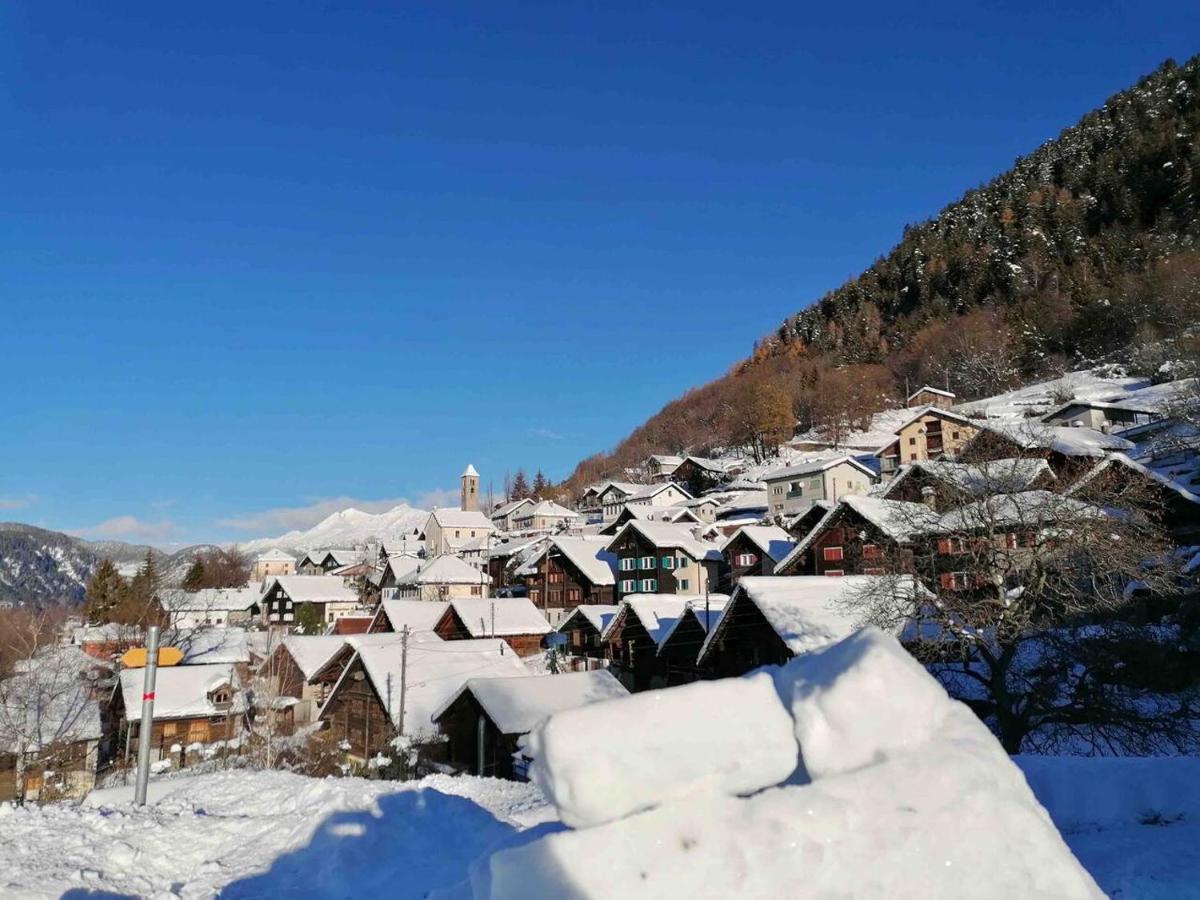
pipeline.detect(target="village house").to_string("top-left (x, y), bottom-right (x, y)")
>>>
top-left (520, 536), bottom-right (618, 612)
top-left (510, 500), bottom-right (583, 533)
top-left (763, 456), bottom-right (876, 518)
top-left (645, 454), bottom-right (684, 481)
top-left (907, 385), bottom-right (957, 409)
top-left (959, 419), bottom-right (1136, 480)
top-left (318, 639), bottom-right (526, 762)
top-left (432, 670), bottom-right (628, 780)
top-left (879, 458), bottom-right (1056, 510)
top-left (1068, 452), bottom-right (1200, 544)
top-left (433, 596), bottom-right (553, 657)
top-left (160, 587), bottom-right (262, 629)
top-left (607, 520), bottom-right (725, 600)
top-left (720, 525), bottom-right (796, 587)
top-left (422, 508), bottom-right (495, 556)
top-left (394, 554), bottom-right (490, 601)
top-left (117, 663), bottom-right (247, 764)
top-left (775, 495), bottom-right (936, 577)
top-left (625, 481), bottom-right (693, 510)
top-left (669, 456), bottom-right (737, 496)
top-left (378, 556), bottom-right (421, 601)
top-left (368, 598), bottom-right (452, 636)
top-left (484, 534), bottom-right (547, 590)
top-left (1042, 399), bottom-right (1159, 431)
top-left (783, 500), bottom-right (833, 542)
top-left (603, 596), bottom-right (724, 691)
top-left (654, 601), bottom-right (727, 686)
top-left (296, 549), bottom-right (360, 575)
top-left (597, 482), bottom-right (645, 521)
top-left (259, 635), bottom-right (347, 726)
top-left (252, 548), bottom-right (296, 581)
top-left (555, 604), bottom-right (622, 669)
top-left (489, 497), bottom-right (534, 532)
top-left (876, 408), bottom-right (980, 478)
top-left (697, 575), bottom-right (925, 679)
top-left (597, 502), bottom-right (704, 536)
top-left (261, 576), bottom-right (361, 629)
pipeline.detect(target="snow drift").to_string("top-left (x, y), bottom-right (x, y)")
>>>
top-left (482, 628), bottom-right (1102, 899)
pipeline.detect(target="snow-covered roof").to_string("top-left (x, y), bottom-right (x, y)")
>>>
top-left (620, 595), bottom-right (730, 646)
top-left (120, 663), bottom-right (245, 722)
top-left (548, 537), bottom-right (618, 586)
top-left (428, 508), bottom-right (493, 530)
top-left (1069, 451), bottom-right (1200, 508)
top-left (879, 458), bottom-right (1055, 499)
top-left (400, 555), bottom-right (491, 586)
top-left (721, 525), bottom-right (796, 562)
top-left (627, 482), bottom-right (694, 502)
top-left (0, 668), bottom-right (103, 751)
top-left (699, 575), bottom-right (924, 660)
top-left (376, 599), bottom-right (452, 636)
top-left (434, 670), bottom-right (629, 734)
top-left (763, 456), bottom-right (875, 482)
top-left (490, 497), bottom-right (534, 519)
top-left (557, 604), bottom-right (622, 637)
top-left (449, 597), bottom-right (553, 637)
top-left (973, 419), bottom-right (1136, 457)
top-left (178, 628), bottom-right (251, 665)
top-left (280, 636), bottom-right (347, 681)
top-left (267, 576), bottom-right (359, 604)
top-left (514, 500), bottom-right (580, 520)
top-left (1041, 398), bottom-right (1161, 421)
top-left (462, 464), bottom-right (480, 477)
top-left (254, 548), bottom-right (295, 562)
top-left (654, 598), bottom-right (730, 650)
top-left (873, 407), bottom-right (980, 453)
top-left (332, 639), bottom-right (526, 737)
top-left (907, 385), bottom-right (955, 401)
top-left (161, 587), bottom-right (261, 614)
top-left (937, 490), bottom-right (1107, 532)
top-left (775, 495), bottom-right (938, 572)
top-left (597, 482), bottom-right (643, 499)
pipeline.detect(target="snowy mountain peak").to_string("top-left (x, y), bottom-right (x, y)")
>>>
top-left (240, 505), bottom-right (430, 555)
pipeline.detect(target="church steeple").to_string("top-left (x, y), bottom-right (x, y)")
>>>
top-left (460, 463), bottom-right (480, 512)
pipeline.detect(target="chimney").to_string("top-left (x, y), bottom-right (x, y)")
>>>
top-left (920, 486), bottom-right (937, 510)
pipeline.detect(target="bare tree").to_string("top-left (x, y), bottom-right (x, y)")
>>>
top-left (841, 457), bottom-right (1195, 754)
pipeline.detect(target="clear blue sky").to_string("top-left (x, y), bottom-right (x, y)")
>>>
top-left (1, 2), bottom-right (1196, 545)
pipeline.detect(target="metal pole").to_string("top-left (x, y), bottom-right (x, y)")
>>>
top-left (490, 602), bottom-right (495, 638)
top-left (397, 625), bottom-right (409, 737)
top-left (134, 625), bottom-right (161, 806)
top-left (476, 714), bottom-right (486, 777)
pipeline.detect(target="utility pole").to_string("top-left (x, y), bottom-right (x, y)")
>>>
top-left (490, 601), bottom-right (496, 638)
top-left (134, 625), bottom-right (161, 806)
top-left (397, 626), bottom-right (409, 738)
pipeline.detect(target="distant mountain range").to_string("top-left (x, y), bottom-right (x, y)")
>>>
top-left (0, 504), bottom-right (431, 606)
top-left (239, 505), bottom-right (430, 555)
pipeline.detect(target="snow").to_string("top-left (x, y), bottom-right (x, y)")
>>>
top-left (265, 575), bottom-right (359, 604)
top-left (241, 504), bottom-right (429, 555)
top-left (546, 536), bottom-right (618, 585)
top-left (607, 519), bottom-right (723, 561)
top-left (720, 524), bottom-right (795, 561)
top-left (436, 670), bottom-right (629, 735)
top-left (621, 594), bottom-right (730, 646)
top-left (428, 508), bottom-right (493, 530)
top-left (375, 598), bottom-right (451, 636)
top-left (493, 628), bottom-right (1102, 898)
top-left (527, 671), bottom-right (798, 828)
top-left (0, 770), bottom-right (549, 899)
top-left (879, 457), bottom-right (1056, 498)
top-left (279, 635), bottom-right (348, 680)
top-left (119, 663), bottom-right (245, 721)
top-left (449, 597), bottom-right (552, 638)
top-left (401, 553), bottom-right (491, 585)
top-left (557, 604), bottom-right (622, 638)
top-left (161, 586), bottom-right (261, 614)
top-left (975, 419), bottom-right (1135, 456)
top-left (178, 626), bottom-right (252, 665)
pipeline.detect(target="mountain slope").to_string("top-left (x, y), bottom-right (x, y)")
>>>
top-left (565, 55), bottom-right (1200, 491)
top-left (239, 505), bottom-right (429, 554)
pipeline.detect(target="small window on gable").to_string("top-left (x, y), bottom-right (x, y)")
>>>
top-left (823, 546), bottom-right (843, 562)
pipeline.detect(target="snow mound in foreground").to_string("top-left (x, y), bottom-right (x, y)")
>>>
top-left (484, 628), bottom-right (1103, 899)
top-left (528, 670), bottom-right (798, 828)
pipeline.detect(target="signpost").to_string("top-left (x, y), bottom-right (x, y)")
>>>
top-left (120, 646), bottom-right (183, 669)
top-left (133, 626), bottom-right (161, 806)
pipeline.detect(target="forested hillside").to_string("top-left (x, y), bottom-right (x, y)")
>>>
top-left (565, 55), bottom-right (1200, 492)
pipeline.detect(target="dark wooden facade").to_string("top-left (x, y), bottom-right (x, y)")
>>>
top-left (655, 607), bottom-right (713, 686)
top-left (777, 505), bottom-right (914, 577)
top-left (526, 548), bottom-right (615, 611)
top-left (698, 593), bottom-right (794, 679)
top-left (318, 654), bottom-right (395, 760)
top-left (721, 530), bottom-right (776, 589)
top-left (434, 691), bottom-right (523, 779)
top-left (433, 607), bottom-right (546, 657)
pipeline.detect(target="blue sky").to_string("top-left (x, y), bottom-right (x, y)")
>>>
top-left (1, 2), bottom-right (1196, 545)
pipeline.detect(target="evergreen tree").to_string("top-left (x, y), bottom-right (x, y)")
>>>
top-left (532, 470), bottom-right (549, 499)
top-left (181, 558), bottom-right (206, 592)
top-left (84, 559), bottom-right (125, 623)
top-left (511, 470), bottom-right (531, 500)
top-left (295, 601), bottom-right (322, 635)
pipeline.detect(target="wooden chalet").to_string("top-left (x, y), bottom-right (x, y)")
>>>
top-left (261, 576), bottom-right (360, 629)
top-left (607, 520), bottom-right (725, 601)
top-left (655, 602), bottom-right (726, 686)
top-left (433, 597), bottom-right (553, 657)
top-left (1068, 452), bottom-right (1200, 544)
top-left (879, 458), bottom-right (1056, 511)
top-left (556, 604), bottom-right (621, 669)
top-left (296, 549), bottom-right (360, 575)
top-left (957, 419), bottom-right (1135, 480)
top-left (720, 525), bottom-right (796, 589)
top-left (116, 663), bottom-right (247, 763)
top-left (521, 536), bottom-right (618, 611)
top-left (260, 635), bottom-right (349, 725)
top-left (432, 670), bottom-right (628, 779)
top-left (775, 495), bottom-right (934, 577)
top-left (604, 596), bottom-right (723, 691)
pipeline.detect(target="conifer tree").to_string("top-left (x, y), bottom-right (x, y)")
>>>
top-left (181, 558), bottom-right (206, 592)
top-left (84, 559), bottom-right (125, 624)
top-left (295, 602), bottom-right (322, 635)
top-left (532, 470), bottom-right (548, 499)
top-left (511, 470), bottom-right (531, 500)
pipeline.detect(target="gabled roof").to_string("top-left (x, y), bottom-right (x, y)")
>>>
top-left (433, 670), bottom-right (628, 734)
top-left (936, 490), bottom-right (1106, 531)
top-left (375, 599), bottom-right (452, 636)
top-left (879, 458), bottom-right (1056, 499)
top-left (0, 667), bottom-right (103, 750)
top-left (549, 537), bottom-right (619, 586)
top-left (266, 575), bottom-right (359, 604)
top-left (255, 548), bottom-right (296, 562)
top-left (514, 500), bottom-right (580, 520)
top-left (605, 520), bottom-right (723, 562)
top-left (970, 419), bottom-right (1135, 457)
top-left (490, 497), bottom-right (534, 519)
top-left (557, 604), bottom-right (623, 637)
top-left (654, 598), bottom-right (730, 651)
top-left (120, 663), bottom-right (245, 721)
top-left (874, 407), bottom-right (980, 455)
top-left (178, 627), bottom-right (251, 665)
top-left (775, 495), bottom-right (938, 572)
top-left (1042, 398), bottom-right (1160, 420)
top-left (698, 575), bottom-right (925, 661)
top-left (763, 455), bottom-right (876, 482)
top-left (399, 555), bottom-right (490, 586)
top-left (721, 525), bottom-right (796, 563)
top-left (449, 596), bottom-right (553, 637)
top-left (428, 508), bottom-right (493, 530)
top-left (160, 587), bottom-right (261, 614)
top-left (1069, 451), bottom-right (1200, 507)
top-left (618, 595), bottom-right (731, 646)
top-left (328, 639), bottom-right (526, 737)
top-left (627, 481), bottom-right (694, 502)
top-left (280, 636), bottom-right (348, 681)
top-left (908, 385), bottom-right (955, 401)
top-left (597, 482), bottom-right (643, 500)
top-left (462, 464), bottom-right (480, 477)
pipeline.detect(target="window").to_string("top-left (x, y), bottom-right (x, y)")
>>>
top-left (640, 578), bottom-right (657, 592)
top-left (862, 544), bottom-right (881, 560)
top-left (822, 546), bottom-right (843, 562)
top-left (566, 588), bottom-right (581, 604)
top-left (938, 538), bottom-right (965, 555)
top-left (825, 570), bottom-right (844, 577)
top-left (620, 558), bottom-right (637, 571)
top-left (678, 579), bottom-right (689, 591)
top-left (621, 579), bottom-right (637, 593)
top-left (952, 431), bottom-right (960, 440)
top-left (864, 567), bottom-right (885, 576)
top-left (470, 585), bottom-right (482, 596)
top-left (639, 556), bottom-right (656, 570)
top-left (661, 556), bottom-right (675, 569)
top-left (735, 552), bottom-right (758, 567)
top-left (571, 630), bottom-right (583, 648)
top-left (908, 437), bottom-right (917, 446)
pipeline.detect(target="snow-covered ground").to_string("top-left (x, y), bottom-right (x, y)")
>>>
top-left (0, 649), bottom-right (1196, 898)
